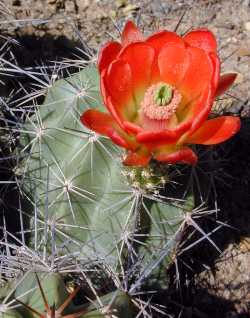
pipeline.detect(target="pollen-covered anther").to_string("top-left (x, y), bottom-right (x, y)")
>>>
top-left (141, 82), bottom-right (182, 121)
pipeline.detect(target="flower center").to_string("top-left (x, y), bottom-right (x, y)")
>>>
top-left (141, 83), bottom-right (181, 121)
top-left (154, 83), bottom-right (173, 106)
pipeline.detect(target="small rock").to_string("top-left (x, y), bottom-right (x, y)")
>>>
top-left (122, 4), bottom-right (139, 14)
top-left (116, 0), bottom-right (127, 8)
top-left (65, 0), bottom-right (75, 12)
top-left (76, 0), bottom-right (89, 10)
top-left (244, 21), bottom-right (250, 31)
top-left (223, 289), bottom-right (231, 300)
top-left (109, 10), bottom-right (117, 18)
top-left (238, 47), bottom-right (250, 57)
top-left (234, 72), bottom-right (244, 84)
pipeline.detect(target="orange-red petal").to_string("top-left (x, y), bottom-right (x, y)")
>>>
top-left (81, 109), bottom-right (117, 135)
top-left (100, 69), bottom-right (108, 105)
top-left (187, 116), bottom-right (241, 145)
top-left (215, 73), bottom-right (237, 97)
top-left (147, 30), bottom-right (183, 51)
top-left (123, 151), bottom-right (151, 166)
top-left (147, 31), bottom-right (185, 84)
top-left (174, 86), bottom-right (214, 147)
top-left (123, 121), bottom-right (143, 134)
top-left (136, 130), bottom-right (178, 143)
top-left (98, 41), bottom-right (122, 73)
top-left (118, 42), bottom-right (155, 103)
top-left (188, 83), bottom-right (214, 134)
top-left (81, 109), bottom-right (137, 150)
top-left (106, 96), bottom-right (126, 129)
top-left (183, 29), bottom-right (217, 53)
top-left (104, 60), bottom-right (136, 123)
top-left (158, 42), bottom-right (189, 87)
top-left (121, 21), bottom-right (144, 46)
top-left (136, 120), bottom-right (192, 146)
top-left (155, 147), bottom-right (197, 165)
top-left (106, 59), bottom-right (133, 104)
top-left (179, 47), bottom-right (214, 101)
top-left (106, 128), bottom-right (132, 150)
top-left (209, 52), bottom-right (220, 92)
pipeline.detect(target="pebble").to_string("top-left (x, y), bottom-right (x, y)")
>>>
top-left (238, 47), bottom-right (250, 57)
top-left (244, 21), bottom-right (250, 31)
top-left (234, 72), bottom-right (244, 84)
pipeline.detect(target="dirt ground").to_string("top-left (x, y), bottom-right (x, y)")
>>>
top-left (1, 0), bottom-right (250, 98)
top-left (0, 0), bottom-right (250, 317)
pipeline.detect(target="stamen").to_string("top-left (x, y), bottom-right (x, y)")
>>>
top-left (141, 83), bottom-right (182, 121)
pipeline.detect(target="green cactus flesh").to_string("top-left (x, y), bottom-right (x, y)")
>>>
top-left (12, 272), bottom-right (134, 318)
top-left (8, 65), bottom-right (191, 317)
top-left (0, 311), bottom-right (23, 318)
top-left (19, 65), bottom-right (186, 268)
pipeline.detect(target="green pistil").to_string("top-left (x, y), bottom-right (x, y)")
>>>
top-left (154, 84), bottom-right (173, 106)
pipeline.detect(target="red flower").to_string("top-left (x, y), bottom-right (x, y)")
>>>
top-left (81, 21), bottom-right (241, 166)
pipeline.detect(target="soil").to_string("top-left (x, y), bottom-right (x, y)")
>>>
top-left (0, 0), bottom-right (250, 317)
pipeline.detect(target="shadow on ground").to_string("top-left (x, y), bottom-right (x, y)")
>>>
top-left (165, 117), bottom-right (250, 317)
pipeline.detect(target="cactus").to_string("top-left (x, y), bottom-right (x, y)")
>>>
top-left (0, 62), bottom-right (189, 317)
top-left (17, 64), bottom-right (186, 263)
top-left (0, 17), bottom-right (240, 317)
